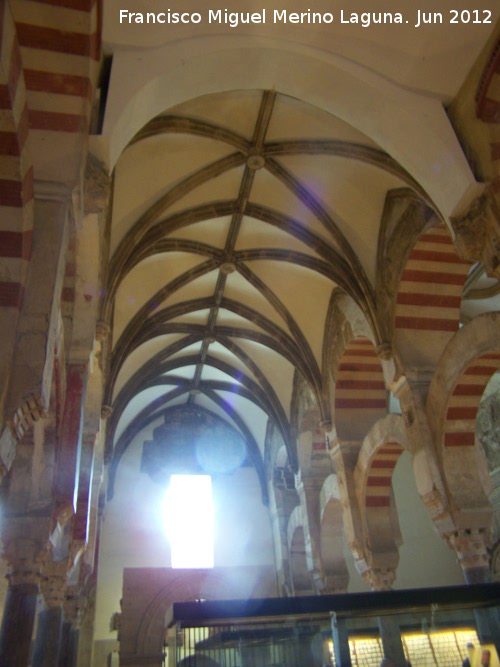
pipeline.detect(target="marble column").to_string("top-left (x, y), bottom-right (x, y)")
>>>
top-left (378, 616), bottom-right (407, 667)
top-left (32, 572), bottom-right (67, 667)
top-left (32, 606), bottom-right (64, 667)
top-left (0, 582), bottom-right (38, 666)
top-left (331, 614), bottom-right (352, 667)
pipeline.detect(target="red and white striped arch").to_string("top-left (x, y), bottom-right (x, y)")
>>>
top-left (335, 337), bottom-right (387, 442)
top-left (355, 416), bottom-right (407, 571)
top-left (443, 352), bottom-right (500, 450)
top-left (12, 0), bottom-right (100, 136)
top-left (0, 0), bottom-right (32, 309)
top-left (364, 442), bottom-right (404, 509)
top-left (361, 442), bottom-right (404, 570)
top-left (356, 441), bottom-right (404, 567)
top-left (441, 350), bottom-right (499, 517)
top-left (0, 0), bottom-right (101, 308)
top-left (394, 223), bottom-right (472, 367)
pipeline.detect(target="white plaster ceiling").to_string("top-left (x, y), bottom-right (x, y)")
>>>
top-left (102, 0), bottom-right (495, 102)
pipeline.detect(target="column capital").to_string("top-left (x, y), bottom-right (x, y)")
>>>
top-left (40, 568), bottom-right (67, 608)
top-left (83, 153), bottom-right (110, 216)
top-left (95, 320), bottom-right (110, 341)
top-left (2, 537), bottom-right (49, 588)
top-left (101, 404), bottom-right (113, 419)
top-left (444, 528), bottom-right (491, 573)
top-left (361, 567), bottom-right (396, 591)
top-left (451, 187), bottom-right (500, 279)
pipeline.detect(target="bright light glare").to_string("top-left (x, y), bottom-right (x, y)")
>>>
top-left (163, 475), bottom-right (214, 568)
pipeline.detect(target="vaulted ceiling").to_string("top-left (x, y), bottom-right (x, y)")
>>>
top-left (99, 2), bottom-right (499, 498)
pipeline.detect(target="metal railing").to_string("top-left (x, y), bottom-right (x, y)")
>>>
top-left (167, 584), bottom-right (500, 667)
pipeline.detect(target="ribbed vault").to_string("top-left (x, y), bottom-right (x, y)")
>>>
top-left (102, 89), bottom-right (429, 489)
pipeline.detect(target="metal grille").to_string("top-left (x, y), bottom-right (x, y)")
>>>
top-left (176, 622), bottom-right (332, 667)
top-left (175, 625), bottom-right (481, 667)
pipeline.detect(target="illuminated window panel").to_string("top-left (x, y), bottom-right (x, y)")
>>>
top-left (348, 637), bottom-right (383, 667)
top-left (330, 629), bottom-right (481, 667)
top-left (163, 474), bottom-right (214, 569)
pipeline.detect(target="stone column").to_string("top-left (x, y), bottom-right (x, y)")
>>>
top-left (489, 468), bottom-right (500, 544)
top-left (331, 613), bottom-right (352, 667)
top-left (0, 582), bottom-right (38, 666)
top-left (443, 529), bottom-right (499, 655)
top-left (330, 443), bottom-right (366, 577)
top-left (59, 590), bottom-right (81, 667)
top-left (361, 569), bottom-right (406, 667)
top-left (268, 481), bottom-right (296, 596)
top-left (295, 470), bottom-right (325, 593)
top-left (377, 616), bottom-right (407, 667)
top-left (32, 570), bottom-right (67, 667)
top-left (7, 186), bottom-right (71, 440)
top-left (0, 529), bottom-right (47, 667)
top-left (392, 377), bottom-right (455, 534)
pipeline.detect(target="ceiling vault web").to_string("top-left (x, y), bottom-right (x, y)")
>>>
top-left (104, 87), bottom-right (426, 480)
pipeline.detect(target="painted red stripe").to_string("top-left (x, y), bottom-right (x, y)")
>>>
top-left (29, 110), bottom-right (85, 133)
top-left (62, 287), bottom-right (75, 302)
top-left (367, 477), bottom-right (391, 487)
top-left (378, 445), bottom-right (402, 454)
top-left (335, 399), bottom-right (386, 409)
top-left (0, 131), bottom-right (21, 156)
top-left (0, 84), bottom-right (12, 109)
top-left (0, 179), bottom-right (23, 207)
top-left (395, 316), bottom-right (458, 332)
top-left (336, 380), bottom-right (385, 390)
top-left (0, 42), bottom-right (22, 109)
top-left (453, 384), bottom-right (487, 396)
top-left (24, 70), bottom-right (92, 99)
top-left (410, 249), bottom-right (469, 264)
top-left (0, 231), bottom-right (24, 257)
top-left (366, 497), bottom-right (390, 507)
top-left (0, 40), bottom-right (22, 108)
top-left (419, 233), bottom-right (452, 244)
top-left (338, 363), bottom-right (382, 372)
top-left (396, 293), bottom-right (462, 308)
top-left (0, 105), bottom-right (29, 153)
top-left (444, 432), bottom-right (475, 447)
top-left (0, 229), bottom-right (34, 261)
top-left (401, 270), bottom-right (467, 285)
top-left (16, 23), bottom-right (92, 57)
top-left (342, 349), bottom-right (377, 357)
top-left (0, 167), bottom-right (34, 207)
top-left (371, 460), bottom-right (397, 469)
top-left (446, 407), bottom-right (478, 420)
top-left (349, 339), bottom-right (370, 345)
top-left (464, 366), bottom-right (498, 376)
top-left (480, 353), bottom-right (500, 360)
top-left (477, 97), bottom-right (500, 123)
top-left (0, 281), bottom-right (23, 307)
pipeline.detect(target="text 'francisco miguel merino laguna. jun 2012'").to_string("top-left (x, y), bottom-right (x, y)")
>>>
top-left (118, 7), bottom-right (493, 28)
